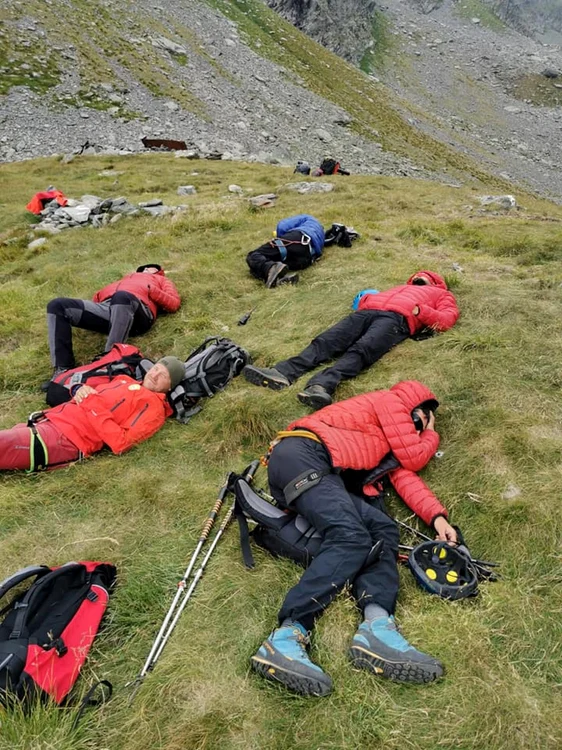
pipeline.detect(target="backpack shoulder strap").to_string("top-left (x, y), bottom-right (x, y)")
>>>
top-left (0, 565), bottom-right (50, 602)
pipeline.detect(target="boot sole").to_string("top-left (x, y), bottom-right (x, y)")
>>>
top-left (297, 391), bottom-right (332, 410)
top-left (349, 645), bottom-right (443, 684)
top-left (251, 655), bottom-right (332, 697)
top-left (243, 366), bottom-right (289, 391)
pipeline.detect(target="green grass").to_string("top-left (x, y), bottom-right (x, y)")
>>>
top-left (455, 0), bottom-right (507, 32)
top-left (1, 156), bottom-right (562, 749)
top-left (509, 72), bottom-right (562, 107)
top-left (359, 10), bottom-right (395, 74)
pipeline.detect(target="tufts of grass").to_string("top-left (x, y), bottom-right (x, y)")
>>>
top-left (509, 72), bottom-right (562, 107)
top-left (454, 0), bottom-right (507, 32)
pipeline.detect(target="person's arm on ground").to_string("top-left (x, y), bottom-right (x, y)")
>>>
top-left (148, 277), bottom-right (181, 313)
top-left (413, 290), bottom-right (459, 332)
top-left (388, 468), bottom-right (451, 532)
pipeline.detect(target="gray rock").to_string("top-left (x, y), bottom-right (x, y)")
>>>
top-left (164, 100), bottom-right (180, 112)
top-left (80, 194), bottom-right (103, 209)
top-left (139, 199), bottom-right (164, 207)
top-left (177, 185), bottom-right (197, 195)
top-left (479, 194), bottom-right (518, 210)
top-left (502, 484), bottom-right (522, 501)
top-left (110, 214), bottom-right (123, 224)
top-left (175, 150), bottom-right (199, 159)
top-left (27, 237), bottom-right (47, 250)
top-left (315, 128), bottom-right (333, 142)
top-left (285, 181), bottom-right (335, 194)
top-left (151, 36), bottom-right (188, 56)
top-left (249, 193), bottom-right (277, 208)
top-left (57, 205), bottom-right (91, 223)
top-left (228, 184), bottom-right (244, 194)
top-left (504, 106), bottom-right (522, 114)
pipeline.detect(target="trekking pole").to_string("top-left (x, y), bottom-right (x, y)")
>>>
top-left (127, 460), bottom-right (259, 698)
top-left (148, 460), bottom-right (259, 669)
top-left (132, 474), bottom-right (232, 689)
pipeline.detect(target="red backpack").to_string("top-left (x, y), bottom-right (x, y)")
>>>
top-left (0, 561), bottom-right (116, 707)
top-left (46, 343), bottom-right (147, 407)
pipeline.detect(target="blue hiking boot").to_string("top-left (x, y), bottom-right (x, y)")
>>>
top-left (349, 616), bottom-right (443, 684)
top-left (251, 622), bottom-right (332, 697)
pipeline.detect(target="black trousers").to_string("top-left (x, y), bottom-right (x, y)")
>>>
top-left (246, 231), bottom-right (313, 282)
top-left (268, 437), bottom-right (400, 631)
top-left (46, 292), bottom-right (154, 368)
top-left (275, 310), bottom-right (410, 395)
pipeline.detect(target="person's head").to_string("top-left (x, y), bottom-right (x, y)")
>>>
top-left (142, 356), bottom-right (184, 393)
top-left (136, 263), bottom-right (162, 275)
top-left (407, 270), bottom-right (448, 289)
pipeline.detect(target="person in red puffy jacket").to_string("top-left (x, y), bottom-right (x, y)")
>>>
top-left (0, 356), bottom-right (185, 472)
top-left (243, 270), bottom-right (459, 409)
top-left (251, 380), bottom-right (457, 697)
top-left (45, 264), bottom-right (181, 381)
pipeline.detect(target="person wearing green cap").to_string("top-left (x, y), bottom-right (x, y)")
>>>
top-left (0, 356), bottom-right (185, 472)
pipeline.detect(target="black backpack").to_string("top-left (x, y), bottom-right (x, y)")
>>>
top-left (0, 562), bottom-right (116, 708)
top-left (233, 476), bottom-right (322, 569)
top-left (169, 337), bottom-right (252, 423)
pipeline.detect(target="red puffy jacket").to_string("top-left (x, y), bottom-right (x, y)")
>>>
top-left (289, 380), bottom-right (447, 526)
top-left (93, 268), bottom-right (181, 319)
top-left (26, 190), bottom-right (67, 215)
top-left (46, 376), bottom-right (173, 456)
top-left (358, 271), bottom-right (459, 335)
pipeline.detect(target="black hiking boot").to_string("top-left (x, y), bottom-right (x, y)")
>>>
top-left (266, 262), bottom-right (289, 288)
top-left (40, 366), bottom-right (69, 392)
top-left (243, 365), bottom-right (291, 390)
top-left (297, 385), bottom-right (333, 410)
top-left (277, 273), bottom-right (299, 286)
top-left (349, 616), bottom-right (444, 684)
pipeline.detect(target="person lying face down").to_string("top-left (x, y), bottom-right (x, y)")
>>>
top-left (243, 270), bottom-right (459, 409)
top-left (0, 357), bottom-right (185, 472)
top-left (251, 380), bottom-right (457, 698)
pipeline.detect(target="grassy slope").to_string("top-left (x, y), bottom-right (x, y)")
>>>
top-left (1, 155), bottom-right (562, 750)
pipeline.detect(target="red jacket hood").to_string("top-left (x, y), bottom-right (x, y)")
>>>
top-left (389, 380), bottom-right (439, 413)
top-left (407, 270), bottom-right (447, 289)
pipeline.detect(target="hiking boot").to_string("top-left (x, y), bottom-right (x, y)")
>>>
top-left (266, 262), bottom-right (289, 288)
top-left (243, 365), bottom-right (291, 390)
top-left (349, 616), bottom-right (444, 684)
top-left (277, 273), bottom-right (299, 286)
top-left (40, 366), bottom-right (69, 392)
top-left (251, 622), bottom-right (332, 697)
top-left (297, 385), bottom-right (333, 410)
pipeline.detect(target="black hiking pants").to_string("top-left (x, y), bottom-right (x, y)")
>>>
top-left (246, 231), bottom-right (314, 282)
top-left (46, 292), bottom-right (154, 368)
top-left (268, 437), bottom-right (400, 631)
top-left (275, 310), bottom-right (410, 395)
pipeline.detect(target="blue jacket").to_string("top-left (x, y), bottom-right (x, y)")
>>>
top-left (276, 214), bottom-right (325, 259)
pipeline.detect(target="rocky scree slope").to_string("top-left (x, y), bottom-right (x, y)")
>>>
top-left (0, 0), bottom-right (440, 181)
top-left (267, 0), bottom-right (562, 202)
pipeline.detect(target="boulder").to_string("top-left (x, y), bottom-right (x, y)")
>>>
top-left (479, 195), bottom-right (518, 210)
top-left (285, 182), bottom-right (335, 194)
top-left (177, 185), bottom-right (197, 195)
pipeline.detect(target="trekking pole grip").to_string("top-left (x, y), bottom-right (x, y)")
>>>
top-left (199, 482), bottom-right (229, 542)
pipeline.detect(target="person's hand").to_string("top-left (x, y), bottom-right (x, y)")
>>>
top-left (433, 516), bottom-right (458, 544)
top-left (426, 410), bottom-right (436, 431)
top-left (73, 385), bottom-right (97, 403)
top-left (412, 305), bottom-right (420, 316)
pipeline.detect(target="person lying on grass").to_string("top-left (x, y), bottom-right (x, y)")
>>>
top-left (243, 270), bottom-right (459, 410)
top-left (0, 357), bottom-right (185, 472)
top-left (251, 380), bottom-right (457, 697)
top-left (246, 214), bottom-right (358, 288)
top-left (45, 263), bottom-right (181, 386)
